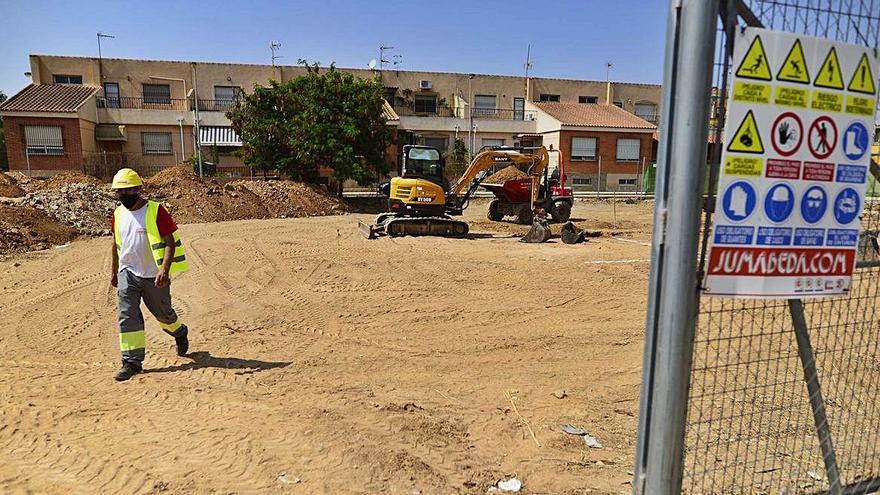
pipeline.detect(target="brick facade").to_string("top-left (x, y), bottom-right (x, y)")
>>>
top-left (4, 116), bottom-right (84, 175)
top-left (554, 129), bottom-right (654, 189)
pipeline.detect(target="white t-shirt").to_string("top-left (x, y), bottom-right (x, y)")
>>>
top-left (116, 204), bottom-right (159, 278)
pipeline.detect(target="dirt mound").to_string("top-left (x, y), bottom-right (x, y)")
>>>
top-left (146, 171), bottom-right (269, 224)
top-left (22, 183), bottom-right (116, 236)
top-left (146, 165), bottom-right (200, 188)
top-left (0, 204), bottom-right (78, 255)
top-left (35, 171), bottom-right (104, 191)
top-left (484, 166), bottom-right (527, 184)
top-left (0, 174), bottom-right (25, 198)
top-left (231, 180), bottom-right (349, 218)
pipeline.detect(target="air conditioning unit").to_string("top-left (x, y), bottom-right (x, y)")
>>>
top-left (419, 80), bottom-right (433, 90)
top-left (524, 113), bottom-right (536, 121)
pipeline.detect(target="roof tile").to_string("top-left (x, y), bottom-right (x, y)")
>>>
top-left (533, 102), bottom-right (656, 129)
top-left (0, 84), bottom-right (99, 113)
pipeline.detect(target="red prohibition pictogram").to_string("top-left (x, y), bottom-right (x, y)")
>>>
top-left (771, 112), bottom-right (804, 157)
top-left (808, 116), bottom-right (837, 160)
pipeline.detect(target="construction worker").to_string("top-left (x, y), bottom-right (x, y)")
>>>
top-left (110, 168), bottom-right (189, 381)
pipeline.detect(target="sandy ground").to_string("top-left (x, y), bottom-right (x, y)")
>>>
top-left (0, 199), bottom-right (654, 494)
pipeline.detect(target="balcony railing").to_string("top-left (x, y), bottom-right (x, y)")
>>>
top-left (393, 105), bottom-right (537, 121)
top-left (394, 106), bottom-right (460, 118)
top-left (97, 96), bottom-right (189, 111)
top-left (195, 99), bottom-right (238, 112)
top-left (635, 112), bottom-right (658, 123)
top-left (471, 108), bottom-right (537, 121)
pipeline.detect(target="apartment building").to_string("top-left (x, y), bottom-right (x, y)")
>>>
top-left (1, 54), bottom-right (660, 186)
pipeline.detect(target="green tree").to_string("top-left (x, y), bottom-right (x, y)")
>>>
top-left (227, 62), bottom-right (391, 186)
top-left (444, 138), bottom-right (469, 183)
top-left (0, 90), bottom-right (7, 171)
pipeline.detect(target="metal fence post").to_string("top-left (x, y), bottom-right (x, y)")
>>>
top-left (633, 0), bottom-right (719, 493)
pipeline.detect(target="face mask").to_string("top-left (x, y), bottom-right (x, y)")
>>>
top-left (119, 194), bottom-right (140, 209)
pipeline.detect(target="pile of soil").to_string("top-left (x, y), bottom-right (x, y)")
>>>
top-left (22, 183), bottom-right (116, 236)
top-left (145, 166), bottom-right (270, 224)
top-left (484, 166), bottom-right (527, 184)
top-left (0, 204), bottom-right (78, 255)
top-left (35, 171), bottom-right (104, 191)
top-left (230, 180), bottom-right (349, 218)
top-left (0, 174), bottom-right (25, 198)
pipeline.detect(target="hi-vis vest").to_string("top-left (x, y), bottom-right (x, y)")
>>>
top-left (114, 200), bottom-right (188, 275)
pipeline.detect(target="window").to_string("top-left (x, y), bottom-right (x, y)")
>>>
top-left (616, 138), bottom-right (641, 161)
top-left (634, 102), bottom-right (657, 122)
top-left (513, 97), bottom-right (525, 120)
top-left (578, 96), bottom-right (599, 104)
top-left (573, 177), bottom-right (593, 185)
top-left (143, 84), bottom-right (171, 105)
top-left (213, 86), bottom-right (240, 111)
top-left (423, 137), bottom-right (449, 152)
top-left (613, 99), bottom-right (623, 108)
top-left (53, 74), bottom-right (82, 85)
top-left (24, 126), bottom-right (64, 155)
top-left (414, 94), bottom-right (437, 114)
top-left (539, 94), bottom-right (560, 102)
top-left (384, 88), bottom-right (397, 107)
top-left (473, 95), bottom-right (497, 116)
top-left (103, 82), bottom-right (120, 108)
top-left (482, 138), bottom-right (505, 148)
top-left (571, 137), bottom-right (597, 161)
top-left (619, 178), bottom-right (637, 185)
top-left (142, 132), bottom-right (173, 155)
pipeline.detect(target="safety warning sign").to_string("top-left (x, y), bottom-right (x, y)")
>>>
top-left (703, 27), bottom-right (879, 299)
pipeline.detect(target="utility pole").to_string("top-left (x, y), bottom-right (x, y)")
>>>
top-left (97, 32), bottom-right (114, 82)
top-left (605, 61), bottom-right (613, 105)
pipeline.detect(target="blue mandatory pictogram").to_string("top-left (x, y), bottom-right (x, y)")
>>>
top-left (763, 183), bottom-right (795, 223)
top-left (843, 122), bottom-right (869, 161)
top-left (721, 180), bottom-right (757, 222)
top-left (800, 185), bottom-right (828, 224)
top-left (833, 187), bottom-right (861, 225)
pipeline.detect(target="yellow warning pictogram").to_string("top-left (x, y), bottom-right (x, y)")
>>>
top-left (776, 39), bottom-right (810, 84)
top-left (848, 53), bottom-right (877, 95)
top-left (814, 47), bottom-right (844, 90)
top-left (735, 35), bottom-right (772, 81)
top-left (727, 110), bottom-right (764, 154)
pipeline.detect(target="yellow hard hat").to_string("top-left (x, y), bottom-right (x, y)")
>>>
top-left (111, 168), bottom-right (144, 189)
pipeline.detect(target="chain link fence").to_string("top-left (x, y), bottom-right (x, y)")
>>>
top-left (683, 1), bottom-right (880, 494)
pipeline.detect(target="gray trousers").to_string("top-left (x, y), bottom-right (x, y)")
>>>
top-left (117, 268), bottom-right (187, 365)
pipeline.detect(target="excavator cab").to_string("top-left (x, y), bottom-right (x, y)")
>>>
top-left (400, 146), bottom-right (445, 185)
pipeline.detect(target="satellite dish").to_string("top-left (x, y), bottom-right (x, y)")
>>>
top-left (368, 59), bottom-right (377, 70)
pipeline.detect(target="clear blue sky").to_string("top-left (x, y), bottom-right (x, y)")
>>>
top-left (0, 0), bottom-right (669, 97)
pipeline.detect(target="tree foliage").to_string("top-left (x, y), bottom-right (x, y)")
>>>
top-left (227, 63), bottom-right (391, 185)
top-left (444, 138), bottom-right (469, 184)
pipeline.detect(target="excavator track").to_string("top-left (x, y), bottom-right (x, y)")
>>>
top-left (384, 216), bottom-right (469, 238)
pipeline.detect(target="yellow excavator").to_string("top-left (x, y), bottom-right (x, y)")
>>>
top-left (358, 145), bottom-right (551, 242)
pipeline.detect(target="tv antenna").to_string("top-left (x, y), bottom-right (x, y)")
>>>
top-left (270, 41), bottom-right (283, 67)
top-left (524, 44), bottom-right (533, 78)
top-left (97, 32), bottom-right (115, 61)
top-left (379, 45), bottom-right (402, 69)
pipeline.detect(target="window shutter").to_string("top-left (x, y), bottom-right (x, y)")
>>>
top-left (616, 138), bottom-right (641, 161)
top-left (143, 133), bottom-right (172, 154)
top-left (571, 137), bottom-right (597, 160)
top-left (25, 126), bottom-right (63, 147)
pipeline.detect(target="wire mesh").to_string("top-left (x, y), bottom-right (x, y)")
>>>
top-left (683, 1), bottom-right (880, 493)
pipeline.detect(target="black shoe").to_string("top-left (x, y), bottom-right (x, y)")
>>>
top-left (115, 361), bottom-right (142, 381)
top-left (174, 326), bottom-right (189, 356)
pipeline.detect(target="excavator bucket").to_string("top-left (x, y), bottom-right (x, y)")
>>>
top-left (520, 217), bottom-right (551, 243)
top-left (358, 221), bottom-right (379, 240)
top-left (560, 221), bottom-right (587, 244)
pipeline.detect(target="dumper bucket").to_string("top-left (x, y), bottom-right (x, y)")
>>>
top-left (520, 217), bottom-right (551, 243)
top-left (358, 221), bottom-right (379, 240)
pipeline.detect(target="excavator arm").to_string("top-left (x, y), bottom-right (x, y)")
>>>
top-left (448, 147), bottom-right (550, 212)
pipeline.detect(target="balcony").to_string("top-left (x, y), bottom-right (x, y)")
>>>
top-left (394, 106), bottom-right (459, 118)
top-left (635, 112), bottom-right (658, 123)
top-left (97, 96), bottom-right (189, 111)
top-left (393, 105), bottom-right (537, 121)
